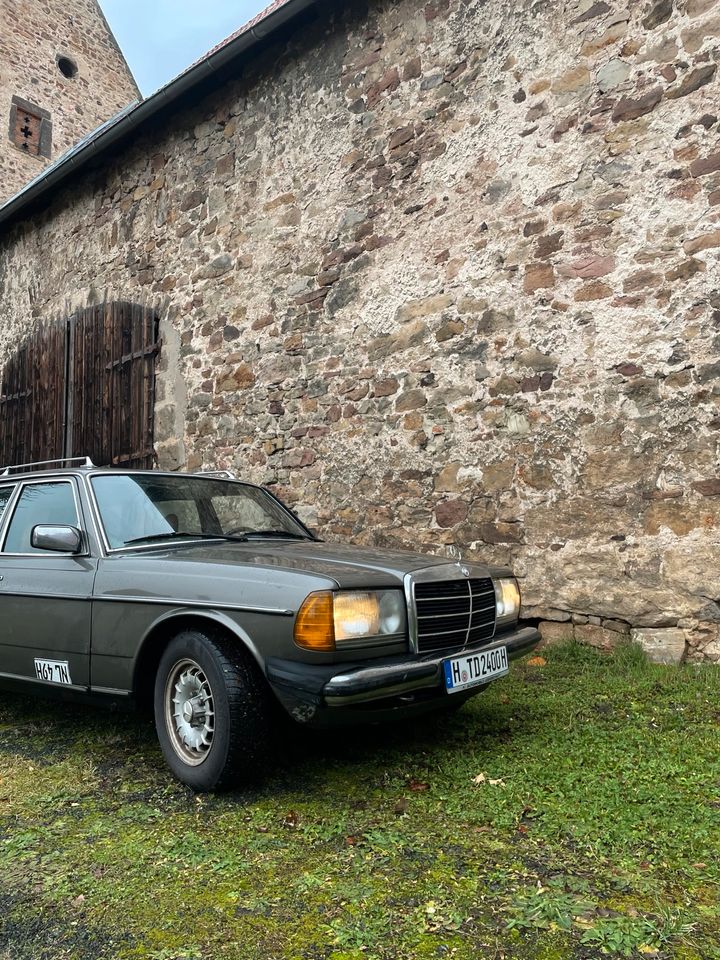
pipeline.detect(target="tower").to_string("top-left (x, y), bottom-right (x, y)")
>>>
top-left (0, 0), bottom-right (139, 205)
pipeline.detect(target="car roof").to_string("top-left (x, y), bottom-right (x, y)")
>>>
top-left (0, 464), bottom-right (243, 483)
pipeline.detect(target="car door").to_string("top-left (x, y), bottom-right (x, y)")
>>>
top-left (0, 477), bottom-right (97, 691)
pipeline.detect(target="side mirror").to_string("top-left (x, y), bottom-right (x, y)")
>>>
top-left (31, 524), bottom-right (83, 554)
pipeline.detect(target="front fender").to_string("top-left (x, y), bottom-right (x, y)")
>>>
top-left (130, 607), bottom-right (270, 702)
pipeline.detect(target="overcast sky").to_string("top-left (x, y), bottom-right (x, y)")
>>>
top-left (100, 1), bottom-right (270, 97)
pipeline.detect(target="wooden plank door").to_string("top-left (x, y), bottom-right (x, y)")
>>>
top-left (68, 302), bottom-right (160, 469)
top-left (0, 322), bottom-right (66, 469)
top-left (0, 303), bottom-right (160, 471)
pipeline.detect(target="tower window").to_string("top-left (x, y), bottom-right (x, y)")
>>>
top-left (57, 55), bottom-right (78, 79)
top-left (8, 96), bottom-right (52, 159)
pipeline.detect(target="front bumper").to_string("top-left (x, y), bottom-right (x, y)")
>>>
top-left (266, 624), bottom-right (540, 723)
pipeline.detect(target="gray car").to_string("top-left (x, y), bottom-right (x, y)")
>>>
top-left (0, 457), bottom-right (540, 790)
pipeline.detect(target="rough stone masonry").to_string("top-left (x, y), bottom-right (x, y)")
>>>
top-left (0, 0), bottom-right (139, 203)
top-left (0, 0), bottom-right (718, 661)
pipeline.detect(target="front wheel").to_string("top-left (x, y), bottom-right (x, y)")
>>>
top-left (154, 627), bottom-right (271, 791)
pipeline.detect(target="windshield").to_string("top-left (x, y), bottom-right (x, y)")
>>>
top-left (91, 474), bottom-right (311, 549)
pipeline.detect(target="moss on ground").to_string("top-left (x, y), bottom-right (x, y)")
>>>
top-left (1, 642), bottom-right (719, 959)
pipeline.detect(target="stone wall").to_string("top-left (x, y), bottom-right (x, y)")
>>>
top-left (0, 0), bottom-right (139, 203)
top-left (0, 0), bottom-right (718, 661)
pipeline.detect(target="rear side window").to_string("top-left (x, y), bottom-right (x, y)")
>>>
top-left (3, 482), bottom-right (78, 554)
top-left (0, 485), bottom-right (15, 522)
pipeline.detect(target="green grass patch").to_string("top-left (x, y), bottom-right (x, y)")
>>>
top-left (0, 641), bottom-right (719, 959)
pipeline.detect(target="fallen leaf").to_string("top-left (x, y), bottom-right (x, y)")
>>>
top-left (282, 811), bottom-right (300, 829)
top-left (527, 656), bottom-right (547, 667)
top-left (409, 779), bottom-right (429, 792)
top-left (471, 773), bottom-right (505, 786)
top-left (72, 895), bottom-right (85, 908)
top-left (393, 798), bottom-right (409, 815)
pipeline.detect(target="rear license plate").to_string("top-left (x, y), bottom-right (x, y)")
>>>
top-left (443, 646), bottom-right (508, 694)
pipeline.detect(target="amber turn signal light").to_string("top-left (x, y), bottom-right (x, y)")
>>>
top-left (294, 591), bottom-right (336, 651)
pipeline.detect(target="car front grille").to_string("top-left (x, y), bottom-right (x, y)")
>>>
top-left (413, 577), bottom-right (496, 654)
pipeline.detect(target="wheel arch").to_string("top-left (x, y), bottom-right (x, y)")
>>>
top-left (132, 609), bottom-right (263, 710)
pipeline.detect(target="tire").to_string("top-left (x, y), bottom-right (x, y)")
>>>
top-left (153, 626), bottom-right (271, 792)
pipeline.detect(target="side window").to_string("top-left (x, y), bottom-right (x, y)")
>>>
top-left (0, 485), bottom-right (16, 523)
top-left (3, 482), bottom-right (78, 554)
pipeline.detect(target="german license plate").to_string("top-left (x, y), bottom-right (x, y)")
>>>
top-left (443, 646), bottom-right (508, 694)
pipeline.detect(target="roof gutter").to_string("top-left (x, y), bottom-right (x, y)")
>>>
top-left (0, 0), bottom-right (316, 231)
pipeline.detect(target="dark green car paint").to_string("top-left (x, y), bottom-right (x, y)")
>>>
top-left (0, 467), bottom-right (540, 725)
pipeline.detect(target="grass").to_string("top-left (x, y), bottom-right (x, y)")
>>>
top-left (0, 641), bottom-right (719, 959)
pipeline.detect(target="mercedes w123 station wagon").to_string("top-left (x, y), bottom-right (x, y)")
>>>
top-left (0, 458), bottom-right (540, 790)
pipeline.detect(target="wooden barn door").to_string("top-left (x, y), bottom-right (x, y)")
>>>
top-left (0, 303), bottom-right (160, 470)
top-left (0, 323), bottom-right (68, 468)
top-left (67, 303), bottom-right (160, 469)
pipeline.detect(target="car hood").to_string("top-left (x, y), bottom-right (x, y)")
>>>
top-left (127, 539), bottom-right (490, 588)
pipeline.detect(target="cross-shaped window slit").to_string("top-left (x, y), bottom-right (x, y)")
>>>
top-left (20, 116), bottom-right (34, 149)
top-left (10, 97), bottom-right (50, 158)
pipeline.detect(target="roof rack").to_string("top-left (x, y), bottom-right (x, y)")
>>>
top-left (0, 456), bottom-right (96, 477)
top-left (198, 469), bottom-right (237, 480)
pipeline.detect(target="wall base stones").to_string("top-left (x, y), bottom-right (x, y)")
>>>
top-left (539, 618), bottom-right (690, 664)
top-left (538, 616), bottom-right (630, 652)
top-left (537, 621), bottom-right (575, 648)
top-left (631, 627), bottom-right (688, 664)
top-left (0, 0), bottom-right (719, 659)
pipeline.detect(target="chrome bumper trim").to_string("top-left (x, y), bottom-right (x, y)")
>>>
top-left (323, 625), bottom-right (539, 706)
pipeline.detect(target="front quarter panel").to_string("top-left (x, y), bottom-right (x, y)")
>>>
top-left (90, 555), bottom-right (340, 693)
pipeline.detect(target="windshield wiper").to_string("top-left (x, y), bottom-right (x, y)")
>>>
top-left (123, 532), bottom-right (244, 546)
top-left (239, 530), bottom-right (313, 541)
top-left (123, 530), bottom-right (314, 547)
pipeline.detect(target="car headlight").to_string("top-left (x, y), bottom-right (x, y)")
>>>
top-left (495, 577), bottom-right (521, 626)
top-left (294, 590), bottom-right (407, 651)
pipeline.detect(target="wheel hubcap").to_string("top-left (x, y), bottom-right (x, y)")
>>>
top-left (164, 659), bottom-right (215, 766)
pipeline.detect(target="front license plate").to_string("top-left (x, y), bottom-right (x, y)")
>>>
top-left (443, 646), bottom-right (509, 694)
